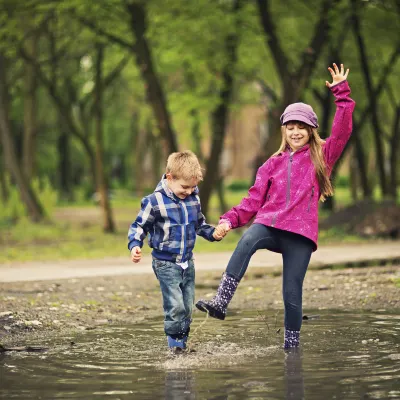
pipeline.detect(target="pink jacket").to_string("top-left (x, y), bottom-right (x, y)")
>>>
top-left (221, 80), bottom-right (355, 251)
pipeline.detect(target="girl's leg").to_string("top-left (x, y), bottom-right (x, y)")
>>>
top-left (196, 224), bottom-right (280, 320)
top-left (226, 223), bottom-right (280, 281)
top-left (280, 231), bottom-right (314, 348)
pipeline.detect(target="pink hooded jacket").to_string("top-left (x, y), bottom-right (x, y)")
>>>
top-left (221, 80), bottom-right (356, 251)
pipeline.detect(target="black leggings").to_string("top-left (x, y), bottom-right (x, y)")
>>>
top-left (226, 223), bottom-right (314, 331)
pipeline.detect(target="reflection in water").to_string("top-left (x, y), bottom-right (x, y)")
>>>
top-left (285, 349), bottom-right (305, 400)
top-left (165, 370), bottom-right (195, 400)
top-left (0, 310), bottom-right (399, 399)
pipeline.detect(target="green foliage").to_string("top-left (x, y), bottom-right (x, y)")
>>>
top-left (31, 177), bottom-right (58, 216)
top-left (335, 175), bottom-right (350, 188)
top-left (0, 175), bottom-right (57, 223)
top-left (226, 179), bottom-right (251, 192)
top-left (0, 176), bottom-right (26, 222)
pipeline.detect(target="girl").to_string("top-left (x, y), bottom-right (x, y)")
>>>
top-left (196, 63), bottom-right (355, 349)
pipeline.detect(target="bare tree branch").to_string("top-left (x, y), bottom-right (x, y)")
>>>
top-left (73, 13), bottom-right (133, 50)
top-left (256, 0), bottom-right (290, 81)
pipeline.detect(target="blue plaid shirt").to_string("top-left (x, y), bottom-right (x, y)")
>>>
top-left (128, 177), bottom-right (216, 263)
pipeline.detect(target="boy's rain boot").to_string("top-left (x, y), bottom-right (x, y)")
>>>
top-left (284, 329), bottom-right (300, 350)
top-left (167, 335), bottom-right (187, 355)
top-left (195, 273), bottom-right (239, 320)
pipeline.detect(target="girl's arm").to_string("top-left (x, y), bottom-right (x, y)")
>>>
top-left (323, 64), bottom-right (356, 169)
top-left (220, 159), bottom-right (272, 229)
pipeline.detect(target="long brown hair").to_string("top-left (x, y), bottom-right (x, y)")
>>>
top-left (272, 123), bottom-right (333, 201)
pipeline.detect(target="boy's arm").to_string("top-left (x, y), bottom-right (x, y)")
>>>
top-left (323, 79), bottom-right (356, 169)
top-left (195, 197), bottom-right (217, 242)
top-left (127, 197), bottom-right (155, 251)
top-left (220, 160), bottom-right (272, 229)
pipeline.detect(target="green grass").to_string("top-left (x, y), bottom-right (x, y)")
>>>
top-left (392, 278), bottom-right (400, 288)
top-left (0, 186), bottom-right (388, 264)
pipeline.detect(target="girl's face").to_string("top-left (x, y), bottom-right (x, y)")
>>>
top-left (284, 121), bottom-right (311, 151)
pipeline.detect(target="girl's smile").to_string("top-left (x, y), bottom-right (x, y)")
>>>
top-left (285, 122), bottom-right (310, 151)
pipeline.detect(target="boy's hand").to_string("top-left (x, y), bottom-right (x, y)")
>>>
top-left (326, 63), bottom-right (349, 88)
top-left (213, 222), bottom-right (231, 240)
top-left (131, 246), bottom-right (142, 263)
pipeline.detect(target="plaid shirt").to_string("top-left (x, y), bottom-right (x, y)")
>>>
top-left (128, 177), bottom-right (216, 263)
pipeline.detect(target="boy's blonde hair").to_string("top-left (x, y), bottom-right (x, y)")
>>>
top-left (166, 150), bottom-right (203, 182)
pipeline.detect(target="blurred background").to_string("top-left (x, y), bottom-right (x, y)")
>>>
top-left (0, 0), bottom-right (399, 263)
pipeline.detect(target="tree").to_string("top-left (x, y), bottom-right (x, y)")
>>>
top-left (0, 52), bottom-right (45, 221)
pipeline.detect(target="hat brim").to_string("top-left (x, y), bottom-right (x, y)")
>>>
top-left (280, 113), bottom-right (318, 128)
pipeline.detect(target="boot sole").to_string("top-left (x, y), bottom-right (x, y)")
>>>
top-left (195, 300), bottom-right (225, 320)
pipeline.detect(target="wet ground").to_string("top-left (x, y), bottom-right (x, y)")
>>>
top-left (1, 310), bottom-right (399, 399)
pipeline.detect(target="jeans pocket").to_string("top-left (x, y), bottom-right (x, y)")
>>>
top-left (152, 259), bottom-right (169, 279)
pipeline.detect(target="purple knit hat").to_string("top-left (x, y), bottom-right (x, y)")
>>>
top-left (280, 102), bottom-right (319, 128)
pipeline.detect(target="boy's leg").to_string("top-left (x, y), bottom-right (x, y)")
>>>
top-left (196, 224), bottom-right (280, 320)
top-left (181, 260), bottom-right (195, 343)
top-left (280, 231), bottom-right (314, 349)
top-left (152, 260), bottom-right (188, 349)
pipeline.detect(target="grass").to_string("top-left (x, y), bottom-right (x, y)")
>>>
top-left (0, 186), bottom-right (388, 264)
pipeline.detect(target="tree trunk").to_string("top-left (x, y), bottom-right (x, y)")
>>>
top-left (94, 44), bottom-right (115, 233)
top-left (183, 63), bottom-right (204, 162)
top-left (22, 30), bottom-right (39, 181)
top-left (133, 114), bottom-right (151, 197)
top-left (149, 121), bottom-right (163, 188)
top-left (0, 151), bottom-right (8, 203)
top-left (216, 176), bottom-right (227, 216)
top-left (201, 0), bottom-right (243, 217)
top-left (0, 53), bottom-right (44, 221)
top-left (351, 0), bottom-right (387, 196)
top-left (353, 125), bottom-right (372, 198)
top-left (349, 148), bottom-right (359, 202)
top-left (255, 0), bottom-right (338, 166)
top-left (389, 106), bottom-right (400, 200)
top-left (58, 123), bottom-right (73, 202)
top-left (126, 3), bottom-right (178, 155)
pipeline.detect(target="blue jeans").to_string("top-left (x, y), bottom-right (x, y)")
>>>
top-left (226, 224), bottom-right (314, 331)
top-left (152, 259), bottom-right (195, 338)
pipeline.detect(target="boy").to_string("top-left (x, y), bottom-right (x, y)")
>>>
top-left (128, 151), bottom-right (226, 353)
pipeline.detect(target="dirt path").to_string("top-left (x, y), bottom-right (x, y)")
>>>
top-left (1, 241), bottom-right (400, 282)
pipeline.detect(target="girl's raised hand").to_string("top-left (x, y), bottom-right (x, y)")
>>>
top-left (326, 63), bottom-right (349, 88)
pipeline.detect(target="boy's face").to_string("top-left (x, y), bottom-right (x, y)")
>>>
top-left (166, 174), bottom-right (198, 199)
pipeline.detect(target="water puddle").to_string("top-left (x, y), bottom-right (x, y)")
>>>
top-left (1, 310), bottom-right (399, 399)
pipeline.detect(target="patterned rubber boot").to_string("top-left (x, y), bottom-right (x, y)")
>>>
top-left (195, 273), bottom-right (239, 320)
top-left (284, 329), bottom-right (300, 350)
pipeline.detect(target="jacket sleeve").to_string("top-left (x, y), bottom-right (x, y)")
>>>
top-left (127, 196), bottom-right (155, 251)
top-left (323, 80), bottom-right (356, 169)
top-left (196, 197), bottom-right (217, 242)
top-left (220, 159), bottom-right (272, 229)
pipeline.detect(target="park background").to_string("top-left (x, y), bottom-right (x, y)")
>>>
top-left (0, 0), bottom-right (399, 264)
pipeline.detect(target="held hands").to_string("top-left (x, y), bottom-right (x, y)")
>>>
top-left (130, 246), bottom-right (142, 263)
top-left (326, 63), bottom-right (349, 88)
top-left (212, 222), bottom-right (231, 241)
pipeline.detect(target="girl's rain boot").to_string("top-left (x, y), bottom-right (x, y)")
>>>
top-left (284, 329), bottom-right (300, 350)
top-left (195, 273), bottom-right (239, 320)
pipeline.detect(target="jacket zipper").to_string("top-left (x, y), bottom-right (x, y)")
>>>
top-left (307, 186), bottom-right (315, 212)
top-left (286, 153), bottom-right (293, 206)
top-left (178, 202), bottom-right (187, 262)
top-left (272, 153), bottom-right (293, 227)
